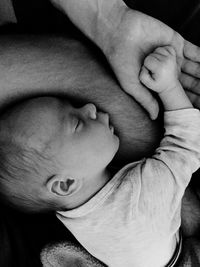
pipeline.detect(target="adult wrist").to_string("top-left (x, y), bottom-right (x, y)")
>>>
top-left (94, 0), bottom-right (128, 52)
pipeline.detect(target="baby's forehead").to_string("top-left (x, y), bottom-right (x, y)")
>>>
top-left (12, 97), bottom-right (60, 125)
top-left (3, 97), bottom-right (65, 149)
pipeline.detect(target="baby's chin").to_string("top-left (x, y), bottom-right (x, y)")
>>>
top-left (111, 138), bottom-right (120, 161)
top-left (114, 134), bottom-right (120, 150)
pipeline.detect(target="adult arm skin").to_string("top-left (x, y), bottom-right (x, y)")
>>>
top-left (50, 0), bottom-right (200, 119)
top-left (0, 34), bottom-right (161, 164)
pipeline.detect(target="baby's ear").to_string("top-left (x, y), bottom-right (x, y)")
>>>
top-left (46, 174), bottom-right (82, 197)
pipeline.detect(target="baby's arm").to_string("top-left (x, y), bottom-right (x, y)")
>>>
top-left (139, 46), bottom-right (193, 111)
top-left (137, 46), bottom-right (200, 231)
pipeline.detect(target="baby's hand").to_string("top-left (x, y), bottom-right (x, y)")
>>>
top-left (139, 46), bottom-right (179, 94)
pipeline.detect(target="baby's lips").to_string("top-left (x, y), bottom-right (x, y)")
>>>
top-left (98, 111), bottom-right (110, 127)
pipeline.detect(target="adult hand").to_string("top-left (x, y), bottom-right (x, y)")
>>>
top-left (50, 1), bottom-right (200, 118)
top-left (101, 9), bottom-right (200, 119)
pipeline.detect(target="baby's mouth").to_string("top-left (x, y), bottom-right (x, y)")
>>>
top-left (97, 111), bottom-right (115, 134)
top-left (106, 113), bottom-right (114, 134)
top-left (109, 124), bottom-right (114, 134)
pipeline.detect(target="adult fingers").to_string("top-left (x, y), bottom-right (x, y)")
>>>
top-left (181, 58), bottom-right (200, 78)
top-left (179, 72), bottom-right (200, 93)
top-left (185, 89), bottom-right (200, 109)
top-left (183, 40), bottom-right (200, 62)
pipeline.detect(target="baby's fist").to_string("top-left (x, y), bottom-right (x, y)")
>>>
top-left (139, 46), bottom-right (179, 94)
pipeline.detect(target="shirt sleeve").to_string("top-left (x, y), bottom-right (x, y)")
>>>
top-left (135, 108), bottom-right (200, 234)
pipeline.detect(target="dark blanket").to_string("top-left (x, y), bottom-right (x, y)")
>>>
top-left (40, 237), bottom-right (200, 267)
top-left (177, 237), bottom-right (200, 266)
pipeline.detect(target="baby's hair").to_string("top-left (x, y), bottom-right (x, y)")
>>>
top-left (0, 103), bottom-right (60, 213)
top-left (0, 137), bottom-right (58, 213)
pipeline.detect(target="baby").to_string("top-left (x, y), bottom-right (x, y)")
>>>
top-left (0, 45), bottom-right (200, 267)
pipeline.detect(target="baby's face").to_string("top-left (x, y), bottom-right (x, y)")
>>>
top-left (14, 97), bottom-right (119, 180)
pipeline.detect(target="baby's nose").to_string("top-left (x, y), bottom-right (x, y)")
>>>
top-left (82, 103), bottom-right (97, 119)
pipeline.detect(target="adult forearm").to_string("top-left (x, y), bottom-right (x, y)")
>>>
top-left (50, 0), bottom-right (127, 50)
top-left (0, 35), bottom-right (91, 108)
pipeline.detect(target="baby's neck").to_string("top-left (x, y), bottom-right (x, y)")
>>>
top-left (83, 168), bottom-right (112, 203)
top-left (67, 168), bottom-right (112, 210)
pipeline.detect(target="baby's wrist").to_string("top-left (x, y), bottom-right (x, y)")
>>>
top-left (159, 80), bottom-right (181, 95)
top-left (158, 81), bottom-right (192, 111)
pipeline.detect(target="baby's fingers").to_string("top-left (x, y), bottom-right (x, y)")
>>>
top-left (143, 54), bottom-right (160, 72)
top-left (118, 70), bottom-right (159, 119)
top-left (154, 46), bottom-right (176, 57)
top-left (139, 66), bottom-right (155, 90)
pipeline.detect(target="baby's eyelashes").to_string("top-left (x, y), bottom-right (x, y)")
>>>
top-left (75, 118), bottom-right (82, 131)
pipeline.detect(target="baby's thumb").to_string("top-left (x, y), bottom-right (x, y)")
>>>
top-left (120, 73), bottom-right (159, 120)
top-left (139, 66), bottom-right (153, 87)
